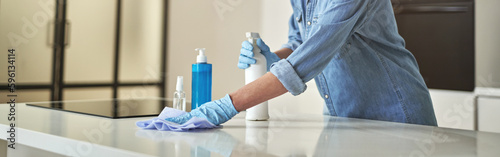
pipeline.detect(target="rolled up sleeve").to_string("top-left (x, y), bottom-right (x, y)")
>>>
top-left (272, 0), bottom-right (369, 95)
top-left (270, 59), bottom-right (307, 95)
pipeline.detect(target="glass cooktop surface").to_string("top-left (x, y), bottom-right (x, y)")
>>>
top-left (26, 98), bottom-right (185, 119)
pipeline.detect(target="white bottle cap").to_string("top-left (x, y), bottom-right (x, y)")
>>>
top-left (176, 76), bottom-right (183, 91)
top-left (246, 32), bottom-right (260, 39)
top-left (195, 48), bottom-right (207, 63)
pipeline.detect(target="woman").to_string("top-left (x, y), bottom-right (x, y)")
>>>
top-left (167, 0), bottom-right (438, 126)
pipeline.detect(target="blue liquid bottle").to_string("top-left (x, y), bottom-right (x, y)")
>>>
top-left (192, 48), bottom-right (212, 110)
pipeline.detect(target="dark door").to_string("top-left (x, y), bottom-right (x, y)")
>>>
top-left (393, 0), bottom-right (475, 91)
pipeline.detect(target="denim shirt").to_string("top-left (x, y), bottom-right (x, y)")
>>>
top-left (269, 0), bottom-right (437, 126)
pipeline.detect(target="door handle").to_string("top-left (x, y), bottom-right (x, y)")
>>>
top-left (47, 20), bottom-right (70, 47)
top-left (64, 20), bottom-right (71, 47)
top-left (394, 5), bottom-right (468, 14)
top-left (47, 20), bottom-right (55, 47)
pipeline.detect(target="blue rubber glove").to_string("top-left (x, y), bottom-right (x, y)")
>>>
top-left (238, 38), bottom-right (281, 71)
top-left (165, 94), bottom-right (239, 126)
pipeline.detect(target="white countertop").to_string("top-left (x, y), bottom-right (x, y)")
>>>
top-left (475, 87), bottom-right (500, 97)
top-left (1, 103), bottom-right (500, 157)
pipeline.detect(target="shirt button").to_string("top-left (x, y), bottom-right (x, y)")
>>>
top-left (325, 94), bottom-right (329, 99)
top-left (307, 21), bottom-right (311, 25)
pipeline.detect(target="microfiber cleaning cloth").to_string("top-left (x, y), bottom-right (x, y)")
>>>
top-left (136, 107), bottom-right (221, 131)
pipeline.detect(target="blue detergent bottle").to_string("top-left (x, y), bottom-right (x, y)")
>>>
top-left (191, 48), bottom-right (212, 110)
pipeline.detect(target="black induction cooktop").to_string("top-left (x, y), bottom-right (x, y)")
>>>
top-left (26, 98), bottom-right (188, 119)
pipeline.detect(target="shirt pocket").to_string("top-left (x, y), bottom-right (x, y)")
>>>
top-left (312, 13), bottom-right (322, 25)
top-left (318, 0), bottom-right (358, 25)
top-left (293, 8), bottom-right (304, 34)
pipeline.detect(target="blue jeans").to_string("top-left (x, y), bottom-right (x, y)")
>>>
top-left (270, 0), bottom-right (437, 126)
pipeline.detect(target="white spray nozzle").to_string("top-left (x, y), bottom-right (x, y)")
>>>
top-left (176, 76), bottom-right (183, 91)
top-left (195, 48), bottom-right (207, 63)
top-left (246, 32), bottom-right (260, 39)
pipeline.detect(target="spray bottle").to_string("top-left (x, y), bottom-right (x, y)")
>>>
top-left (245, 32), bottom-right (269, 121)
top-left (192, 48), bottom-right (212, 110)
top-left (173, 76), bottom-right (186, 111)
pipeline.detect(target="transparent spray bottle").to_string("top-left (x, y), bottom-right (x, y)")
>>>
top-left (173, 76), bottom-right (186, 111)
top-left (245, 32), bottom-right (269, 120)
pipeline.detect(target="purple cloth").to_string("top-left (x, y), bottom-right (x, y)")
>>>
top-left (136, 107), bottom-right (220, 131)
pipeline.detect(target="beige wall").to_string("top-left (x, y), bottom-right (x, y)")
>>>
top-left (475, 0), bottom-right (500, 88)
top-left (166, 0), bottom-right (324, 114)
top-left (167, 0), bottom-right (262, 102)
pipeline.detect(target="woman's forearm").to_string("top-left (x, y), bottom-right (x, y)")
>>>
top-left (229, 48), bottom-right (293, 112)
top-left (274, 48), bottom-right (293, 59)
top-left (229, 72), bottom-right (288, 112)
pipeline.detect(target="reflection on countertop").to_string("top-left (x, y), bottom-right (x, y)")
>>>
top-left (1, 103), bottom-right (500, 156)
